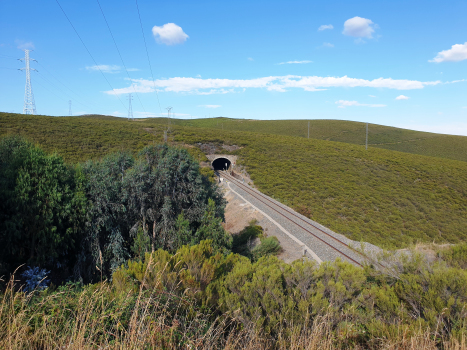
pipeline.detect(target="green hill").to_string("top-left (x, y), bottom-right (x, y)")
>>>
top-left (1, 112), bottom-right (467, 249)
top-left (164, 117), bottom-right (467, 163)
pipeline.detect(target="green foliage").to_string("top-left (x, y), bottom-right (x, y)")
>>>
top-left (195, 198), bottom-right (232, 252)
top-left (437, 243), bottom-right (467, 269)
top-left (251, 236), bottom-right (281, 260)
top-left (4, 241), bottom-right (467, 347)
top-left (232, 220), bottom-right (263, 257)
top-left (77, 144), bottom-right (227, 282)
top-left (131, 226), bottom-right (151, 261)
top-left (113, 240), bottom-right (242, 306)
top-left (2, 113), bottom-right (467, 249)
top-left (0, 136), bottom-right (86, 273)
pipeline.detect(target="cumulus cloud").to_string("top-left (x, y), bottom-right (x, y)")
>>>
top-left (318, 24), bottom-right (333, 31)
top-left (395, 95), bottom-right (409, 100)
top-left (152, 23), bottom-right (188, 45)
top-left (278, 60), bottom-right (312, 65)
top-left (104, 75), bottom-right (441, 95)
top-left (430, 42), bottom-right (467, 63)
top-left (369, 95), bottom-right (377, 98)
top-left (247, 57), bottom-right (254, 61)
top-left (86, 65), bottom-right (121, 73)
top-left (322, 42), bottom-right (334, 48)
top-left (343, 17), bottom-right (376, 38)
top-left (199, 105), bottom-right (221, 108)
top-left (15, 40), bottom-right (34, 50)
top-left (336, 100), bottom-right (386, 108)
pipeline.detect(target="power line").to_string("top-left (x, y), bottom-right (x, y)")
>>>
top-left (96, 0), bottom-right (149, 119)
top-left (55, 0), bottom-right (128, 112)
top-left (36, 71), bottom-right (90, 108)
top-left (35, 60), bottom-right (99, 110)
top-left (135, 0), bottom-right (162, 115)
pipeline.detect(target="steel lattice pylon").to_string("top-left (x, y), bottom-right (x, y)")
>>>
top-left (19, 50), bottom-right (37, 115)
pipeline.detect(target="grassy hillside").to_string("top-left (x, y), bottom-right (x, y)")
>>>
top-left (166, 117), bottom-right (467, 163)
top-left (1, 112), bottom-right (467, 249)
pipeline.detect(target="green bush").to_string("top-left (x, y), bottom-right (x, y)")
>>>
top-left (251, 236), bottom-right (281, 260)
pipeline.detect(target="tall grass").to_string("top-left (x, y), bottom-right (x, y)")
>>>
top-left (2, 270), bottom-right (467, 349)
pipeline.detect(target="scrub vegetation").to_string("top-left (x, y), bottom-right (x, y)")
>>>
top-left (2, 242), bottom-right (467, 349)
top-left (1, 112), bottom-right (467, 249)
top-left (2, 112), bottom-right (467, 348)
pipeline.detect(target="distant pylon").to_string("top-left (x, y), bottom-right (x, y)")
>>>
top-left (69, 100), bottom-right (72, 116)
top-left (128, 93), bottom-right (133, 121)
top-left (18, 50), bottom-right (37, 115)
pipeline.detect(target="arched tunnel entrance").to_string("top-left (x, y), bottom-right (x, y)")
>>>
top-left (212, 157), bottom-right (231, 171)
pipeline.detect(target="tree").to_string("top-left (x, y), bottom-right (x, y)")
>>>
top-left (0, 136), bottom-right (86, 275)
top-left (76, 151), bottom-right (134, 281)
top-left (196, 198), bottom-right (232, 252)
top-left (77, 144), bottom-right (227, 282)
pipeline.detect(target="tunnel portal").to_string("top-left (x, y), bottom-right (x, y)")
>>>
top-left (212, 157), bottom-right (231, 171)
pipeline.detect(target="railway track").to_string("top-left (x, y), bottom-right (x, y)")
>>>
top-left (220, 170), bottom-right (369, 267)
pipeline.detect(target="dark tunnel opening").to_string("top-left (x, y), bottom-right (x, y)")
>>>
top-left (212, 157), bottom-right (231, 171)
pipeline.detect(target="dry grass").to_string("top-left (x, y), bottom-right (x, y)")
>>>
top-left (2, 269), bottom-right (467, 350)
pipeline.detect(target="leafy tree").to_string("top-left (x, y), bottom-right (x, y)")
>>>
top-left (173, 213), bottom-right (193, 250)
top-left (131, 226), bottom-right (151, 261)
top-left (196, 198), bottom-right (232, 252)
top-left (76, 151), bottom-right (134, 281)
top-left (0, 136), bottom-right (86, 275)
top-left (77, 145), bottom-right (227, 282)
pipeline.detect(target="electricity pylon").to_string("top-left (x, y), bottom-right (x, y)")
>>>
top-left (166, 106), bottom-right (172, 131)
top-left (128, 93), bottom-right (133, 121)
top-left (18, 50), bottom-right (37, 115)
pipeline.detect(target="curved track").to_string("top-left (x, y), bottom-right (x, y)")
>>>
top-left (220, 171), bottom-right (369, 267)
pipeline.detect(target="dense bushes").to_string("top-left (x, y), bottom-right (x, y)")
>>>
top-left (0, 136), bottom-right (86, 276)
top-left (90, 242), bottom-right (467, 347)
top-left (0, 136), bottom-right (229, 284)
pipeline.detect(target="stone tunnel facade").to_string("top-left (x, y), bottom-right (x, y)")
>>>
top-left (206, 154), bottom-right (238, 170)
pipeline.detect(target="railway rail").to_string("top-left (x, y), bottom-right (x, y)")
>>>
top-left (220, 170), bottom-right (370, 267)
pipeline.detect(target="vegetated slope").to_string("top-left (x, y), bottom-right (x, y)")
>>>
top-left (0, 113), bottom-right (166, 163)
top-left (1, 112), bottom-right (467, 249)
top-left (166, 117), bottom-right (467, 163)
top-left (173, 128), bottom-right (467, 250)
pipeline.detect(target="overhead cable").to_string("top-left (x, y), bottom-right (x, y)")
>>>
top-left (55, 0), bottom-right (128, 112)
top-left (135, 0), bottom-right (163, 115)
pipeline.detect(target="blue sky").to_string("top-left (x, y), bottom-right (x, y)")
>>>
top-left (1, 0), bottom-right (466, 135)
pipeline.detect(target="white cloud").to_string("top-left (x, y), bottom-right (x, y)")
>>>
top-left (463, 106), bottom-right (467, 109)
top-left (430, 42), bottom-right (467, 63)
top-left (278, 60), bottom-right (312, 65)
top-left (199, 105), bottom-right (221, 108)
top-left (343, 17), bottom-right (376, 38)
top-left (86, 65), bottom-right (121, 73)
top-left (322, 42), bottom-right (334, 48)
top-left (336, 100), bottom-right (386, 108)
top-left (247, 57), bottom-right (254, 61)
top-left (369, 95), bottom-right (377, 98)
top-left (395, 95), bottom-right (409, 100)
top-left (127, 68), bottom-right (140, 72)
top-left (318, 24), bottom-right (333, 31)
top-left (152, 23), bottom-right (188, 45)
top-left (15, 40), bottom-right (34, 50)
top-left (105, 75), bottom-right (441, 95)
